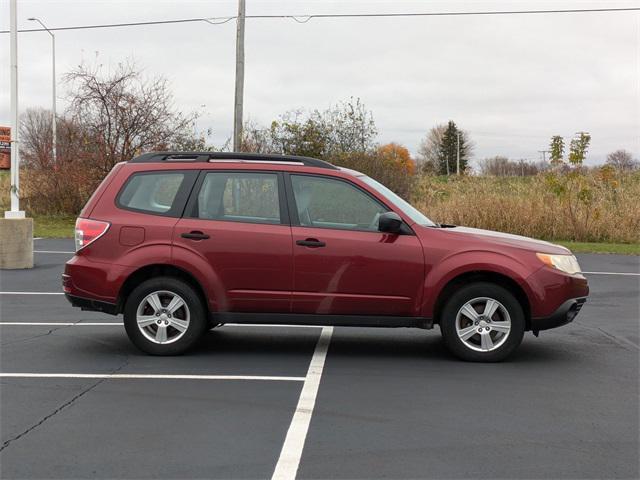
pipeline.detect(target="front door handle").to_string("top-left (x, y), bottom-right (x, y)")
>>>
top-left (296, 238), bottom-right (326, 248)
top-left (181, 231), bottom-right (210, 240)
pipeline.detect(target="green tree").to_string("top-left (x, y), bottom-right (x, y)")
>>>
top-left (568, 132), bottom-right (591, 165)
top-left (549, 135), bottom-right (564, 165)
top-left (241, 98), bottom-right (377, 160)
top-left (437, 121), bottom-right (472, 175)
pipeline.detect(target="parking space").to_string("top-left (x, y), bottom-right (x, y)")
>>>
top-left (0, 239), bottom-right (638, 479)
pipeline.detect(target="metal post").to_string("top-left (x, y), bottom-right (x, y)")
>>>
top-left (51, 34), bottom-right (56, 163)
top-left (6, 0), bottom-right (24, 218)
top-left (28, 17), bottom-right (56, 164)
top-left (456, 131), bottom-right (460, 175)
top-left (232, 0), bottom-right (246, 152)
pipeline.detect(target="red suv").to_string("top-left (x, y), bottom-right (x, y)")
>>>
top-left (64, 152), bottom-right (588, 361)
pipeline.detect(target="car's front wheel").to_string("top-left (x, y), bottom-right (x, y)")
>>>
top-left (439, 282), bottom-right (525, 362)
top-left (124, 277), bottom-right (207, 355)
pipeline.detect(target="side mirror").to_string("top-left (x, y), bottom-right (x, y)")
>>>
top-left (378, 211), bottom-right (403, 234)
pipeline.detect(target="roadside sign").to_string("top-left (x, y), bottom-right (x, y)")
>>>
top-left (0, 126), bottom-right (10, 169)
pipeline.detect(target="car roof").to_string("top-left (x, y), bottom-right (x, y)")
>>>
top-left (129, 151), bottom-right (338, 170)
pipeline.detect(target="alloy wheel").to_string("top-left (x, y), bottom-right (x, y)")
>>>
top-left (455, 296), bottom-right (511, 352)
top-left (136, 290), bottom-right (190, 345)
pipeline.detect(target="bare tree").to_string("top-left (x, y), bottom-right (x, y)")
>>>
top-left (417, 124), bottom-right (446, 174)
top-left (20, 108), bottom-right (52, 169)
top-left (20, 108), bottom-right (94, 169)
top-left (479, 156), bottom-right (548, 176)
top-left (64, 61), bottom-right (200, 172)
top-left (606, 149), bottom-right (638, 171)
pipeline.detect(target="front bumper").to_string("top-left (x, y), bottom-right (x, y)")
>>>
top-left (531, 297), bottom-right (587, 333)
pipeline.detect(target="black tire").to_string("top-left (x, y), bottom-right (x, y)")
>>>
top-left (439, 282), bottom-right (525, 362)
top-left (123, 276), bottom-right (207, 355)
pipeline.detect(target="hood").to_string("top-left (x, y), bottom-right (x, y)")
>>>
top-left (431, 226), bottom-right (570, 255)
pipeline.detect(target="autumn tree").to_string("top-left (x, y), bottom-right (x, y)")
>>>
top-left (377, 143), bottom-right (415, 175)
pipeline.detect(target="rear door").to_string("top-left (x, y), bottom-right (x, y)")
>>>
top-left (287, 173), bottom-right (425, 317)
top-left (173, 170), bottom-right (293, 313)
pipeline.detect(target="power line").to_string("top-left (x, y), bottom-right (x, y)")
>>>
top-left (1, 7), bottom-right (639, 34)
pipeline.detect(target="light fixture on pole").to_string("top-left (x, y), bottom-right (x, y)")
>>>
top-left (28, 17), bottom-right (57, 165)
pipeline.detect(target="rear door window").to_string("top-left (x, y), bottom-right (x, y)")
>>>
top-left (117, 171), bottom-right (196, 216)
top-left (190, 172), bottom-right (283, 224)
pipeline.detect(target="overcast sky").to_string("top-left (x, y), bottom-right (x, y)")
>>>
top-left (1, 0), bottom-right (639, 165)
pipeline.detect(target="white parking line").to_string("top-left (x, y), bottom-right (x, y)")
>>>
top-left (272, 326), bottom-right (333, 480)
top-left (0, 373), bottom-right (305, 381)
top-left (0, 322), bottom-right (321, 327)
top-left (582, 271), bottom-right (640, 276)
top-left (225, 323), bottom-right (323, 329)
top-left (34, 250), bottom-right (74, 254)
top-left (0, 292), bottom-right (64, 295)
top-left (0, 322), bottom-right (123, 326)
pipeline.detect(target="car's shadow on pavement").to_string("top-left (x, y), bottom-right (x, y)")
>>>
top-left (190, 328), bottom-right (577, 365)
top-left (61, 326), bottom-right (579, 365)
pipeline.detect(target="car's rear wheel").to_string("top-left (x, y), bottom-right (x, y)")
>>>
top-left (124, 277), bottom-right (207, 355)
top-left (439, 282), bottom-right (525, 362)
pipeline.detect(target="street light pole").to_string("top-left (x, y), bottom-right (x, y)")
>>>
top-left (232, 0), bottom-right (246, 152)
top-left (28, 17), bottom-right (56, 164)
top-left (6, 0), bottom-right (23, 218)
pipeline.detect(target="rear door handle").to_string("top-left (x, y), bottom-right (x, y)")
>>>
top-left (181, 231), bottom-right (210, 240)
top-left (296, 238), bottom-right (326, 248)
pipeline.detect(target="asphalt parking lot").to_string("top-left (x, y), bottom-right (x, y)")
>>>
top-left (0, 239), bottom-right (638, 479)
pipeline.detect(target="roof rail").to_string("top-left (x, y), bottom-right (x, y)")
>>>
top-left (129, 151), bottom-right (338, 170)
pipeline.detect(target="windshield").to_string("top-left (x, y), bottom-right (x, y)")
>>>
top-left (359, 176), bottom-right (437, 227)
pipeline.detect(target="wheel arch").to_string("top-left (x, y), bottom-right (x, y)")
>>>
top-left (116, 264), bottom-right (209, 316)
top-left (432, 270), bottom-right (532, 331)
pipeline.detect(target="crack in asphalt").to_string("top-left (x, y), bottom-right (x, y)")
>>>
top-left (0, 355), bottom-right (130, 453)
top-left (574, 321), bottom-right (640, 351)
top-left (0, 322), bottom-right (82, 347)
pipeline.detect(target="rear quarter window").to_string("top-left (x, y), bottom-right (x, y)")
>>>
top-left (116, 171), bottom-right (196, 217)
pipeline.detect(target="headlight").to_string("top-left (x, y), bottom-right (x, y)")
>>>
top-left (536, 253), bottom-right (582, 275)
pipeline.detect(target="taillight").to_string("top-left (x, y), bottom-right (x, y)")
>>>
top-left (75, 218), bottom-right (110, 252)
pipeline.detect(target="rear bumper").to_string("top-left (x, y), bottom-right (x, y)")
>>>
top-left (531, 297), bottom-right (586, 333)
top-left (65, 293), bottom-right (118, 315)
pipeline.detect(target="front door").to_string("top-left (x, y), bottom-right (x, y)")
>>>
top-left (287, 174), bottom-right (424, 317)
top-left (173, 170), bottom-right (293, 313)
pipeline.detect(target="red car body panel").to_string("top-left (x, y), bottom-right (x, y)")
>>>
top-left (172, 218), bottom-right (294, 313)
top-left (64, 156), bottom-right (589, 333)
top-left (291, 226), bottom-right (425, 316)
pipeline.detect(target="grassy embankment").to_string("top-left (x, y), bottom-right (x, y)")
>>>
top-left (1, 169), bottom-right (638, 254)
top-left (0, 170), bottom-right (75, 237)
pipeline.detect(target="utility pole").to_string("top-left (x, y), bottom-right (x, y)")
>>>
top-left (6, 0), bottom-right (23, 218)
top-left (456, 131), bottom-right (460, 175)
top-left (538, 150), bottom-right (549, 162)
top-left (28, 17), bottom-right (56, 164)
top-left (232, 0), bottom-right (246, 152)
